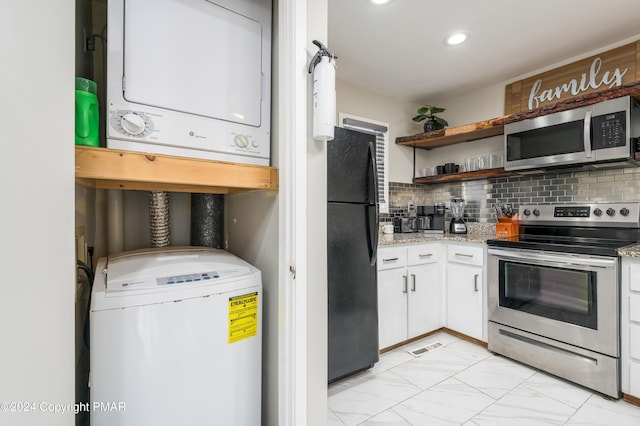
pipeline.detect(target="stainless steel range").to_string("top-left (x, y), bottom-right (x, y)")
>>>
top-left (487, 203), bottom-right (640, 398)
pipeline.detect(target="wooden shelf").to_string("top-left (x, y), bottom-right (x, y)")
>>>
top-left (75, 146), bottom-right (278, 194)
top-left (397, 118), bottom-right (507, 150)
top-left (413, 168), bottom-right (515, 184)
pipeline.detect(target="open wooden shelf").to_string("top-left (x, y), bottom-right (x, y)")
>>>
top-left (413, 168), bottom-right (515, 184)
top-left (397, 118), bottom-right (507, 150)
top-left (75, 146), bottom-right (278, 194)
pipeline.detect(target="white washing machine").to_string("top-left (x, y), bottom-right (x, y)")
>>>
top-left (90, 247), bottom-right (262, 425)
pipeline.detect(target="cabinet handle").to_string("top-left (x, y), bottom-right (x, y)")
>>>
top-left (418, 253), bottom-right (433, 258)
top-left (383, 257), bottom-right (399, 263)
top-left (411, 274), bottom-right (416, 292)
top-left (403, 275), bottom-right (408, 294)
top-left (455, 253), bottom-right (474, 258)
top-left (474, 274), bottom-right (479, 292)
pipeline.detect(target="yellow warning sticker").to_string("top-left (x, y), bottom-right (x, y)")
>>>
top-left (228, 292), bottom-right (258, 344)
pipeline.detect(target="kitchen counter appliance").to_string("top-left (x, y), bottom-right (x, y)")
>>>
top-left (449, 198), bottom-right (467, 234)
top-left (487, 203), bottom-right (640, 397)
top-left (327, 127), bottom-right (379, 382)
top-left (393, 216), bottom-right (417, 233)
top-left (417, 204), bottom-right (445, 233)
top-left (504, 96), bottom-right (640, 171)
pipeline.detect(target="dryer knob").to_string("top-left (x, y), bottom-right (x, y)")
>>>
top-left (120, 113), bottom-right (146, 136)
top-left (234, 134), bottom-right (249, 148)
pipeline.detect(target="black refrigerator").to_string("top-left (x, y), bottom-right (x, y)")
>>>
top-left (327, 126), bottom-right (379, 383)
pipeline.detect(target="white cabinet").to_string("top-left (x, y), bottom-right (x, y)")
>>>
top-left (377, 246), bottom-right (409, 349)
top-left (407, 245), bottom-right (444, 337)
top-left (445, 243), bottom-right (485, 341)
top-left (621, 257), bottom-right (640, 398)
top-left (377, 243), bottom-right (443, 349)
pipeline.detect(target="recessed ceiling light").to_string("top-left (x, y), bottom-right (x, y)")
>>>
top-left (371, 0), bottom-right (392, 5)
top-left (445, 32), bottom-right (470, 46)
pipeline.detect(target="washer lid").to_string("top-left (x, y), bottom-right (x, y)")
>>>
top-left (105, 247), bottom-right (253, 293)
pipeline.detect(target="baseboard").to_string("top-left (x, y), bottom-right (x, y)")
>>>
top-left (623, 393), bottom-right (640, 406)
top-left (379, 327), bottom-right (488, 354)
top-left (379, 328), bottom-right (446, 354)
top-left (443, 327), bottom-right (488, 348)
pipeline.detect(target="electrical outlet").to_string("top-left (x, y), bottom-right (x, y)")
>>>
top-left (407, 201), bottom-right (415, 212)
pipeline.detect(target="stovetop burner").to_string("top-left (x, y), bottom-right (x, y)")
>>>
top-left (487, 203), bottom-right (640, 257)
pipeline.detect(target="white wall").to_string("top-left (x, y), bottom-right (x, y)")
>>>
top-left (336, 79), bottom-right (423, 183)
top-left (305, 1), bottom-right (329, 423)
top-left (0, 1), bottom-right (75, 425)
top-left (226, 190), bottom-right (279, 424)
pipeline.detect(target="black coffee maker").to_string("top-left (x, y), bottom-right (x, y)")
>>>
top-left (417, 204), bottom-right (445, 233)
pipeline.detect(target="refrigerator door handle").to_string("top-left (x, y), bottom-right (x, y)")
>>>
top-left (367, 141), bottom-right (379, 266)
top-left (366, 204), bottom-right (378, 266)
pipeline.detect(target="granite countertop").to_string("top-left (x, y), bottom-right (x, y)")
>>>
top-left (379, 223), bottom-right (496, 246)
top-left (378, 222), bottom-right (640, 255)
top-left (617, 243), bottom-right (640, 258)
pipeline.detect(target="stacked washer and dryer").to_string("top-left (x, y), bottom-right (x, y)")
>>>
top-left (90, 247), bottom-right (262, 425)
top-left (90, 0), bottom-right (271, 422)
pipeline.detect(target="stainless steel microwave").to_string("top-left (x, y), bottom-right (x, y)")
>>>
top-left (504, 96), bottom-right (640, 171)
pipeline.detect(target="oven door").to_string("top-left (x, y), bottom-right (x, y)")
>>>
top-left (487, 247), bottom-right (618, 357)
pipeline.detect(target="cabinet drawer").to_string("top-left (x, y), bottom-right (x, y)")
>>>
top-left (630, 263), bottom-right (640, 292)
top-left (631, 294), bottom-right (640, 323)
top-left (377, 247), bottom-right (407, 271)
top-left (631, 323), bottom-right (640, 361)
top-left (447, 244), bottom-right (484, 266)
top-left (407, 243), bottom-right (441, 266)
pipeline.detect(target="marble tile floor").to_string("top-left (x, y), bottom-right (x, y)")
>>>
top-left (327, 331), bottom-right (640, 426)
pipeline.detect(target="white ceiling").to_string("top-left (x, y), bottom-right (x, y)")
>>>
top-left (328, 0), bottom-right (640, 105)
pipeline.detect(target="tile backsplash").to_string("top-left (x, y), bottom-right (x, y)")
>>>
top-left (381, 166), bottom-right (640, 223)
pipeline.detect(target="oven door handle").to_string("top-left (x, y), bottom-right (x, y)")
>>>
top-left (488, 248), bottom-right (616, 268)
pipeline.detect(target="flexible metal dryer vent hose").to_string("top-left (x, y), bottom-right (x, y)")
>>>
top-left (149, 191), bottom-right (170, 248)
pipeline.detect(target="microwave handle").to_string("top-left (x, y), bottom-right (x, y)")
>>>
top-left (584, 110), bottom-right (593, 158)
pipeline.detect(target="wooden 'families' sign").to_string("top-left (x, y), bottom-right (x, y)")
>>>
top-left (505, 41), bottom-right (640, 114)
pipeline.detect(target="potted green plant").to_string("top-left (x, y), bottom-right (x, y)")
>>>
top-left (412, 105), bottom-right (449, 132)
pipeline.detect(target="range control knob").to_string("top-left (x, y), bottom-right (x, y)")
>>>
top-left (533, 209), bottom-right (540, 216)
top-left (606, 208), bottom-right (616, 216)
top-left (523, 209), bottom-right (531, 216)
top-left (120, 113), bottom-right (146, 136)
top-left (620, 207), bottom-right (630, 216)
top-left (593, 208), bottom-right (603, 216)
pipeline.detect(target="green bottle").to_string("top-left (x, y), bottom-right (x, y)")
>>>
top-left (75, 77), bottom-right (99, 147)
